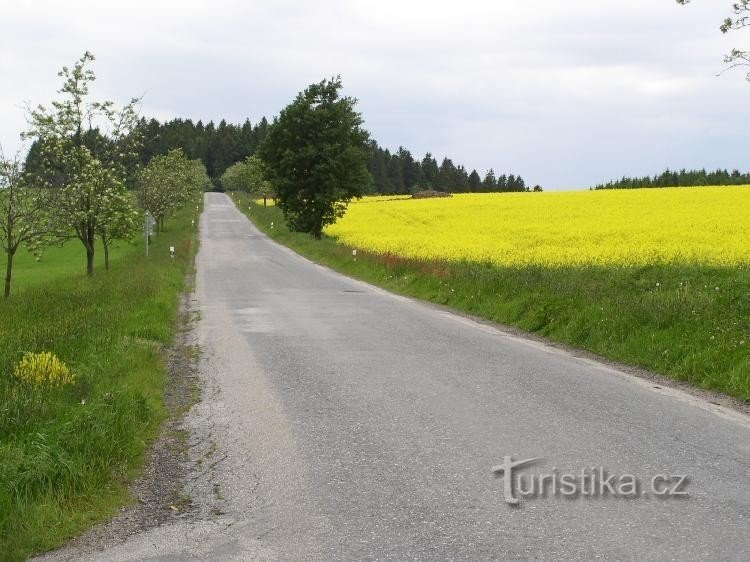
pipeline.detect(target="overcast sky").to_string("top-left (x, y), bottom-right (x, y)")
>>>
top-left (1, 0), bottom-right (747, 189)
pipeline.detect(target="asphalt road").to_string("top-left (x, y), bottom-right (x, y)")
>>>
top-left (43, 192), bottom-right (750, 560)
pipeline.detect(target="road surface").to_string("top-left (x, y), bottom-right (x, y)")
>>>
top-left (44, 192), bottom-right (750, 560)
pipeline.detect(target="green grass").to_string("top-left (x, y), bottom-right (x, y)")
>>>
top-left (10, 240), bottom-right (123, 291)
top-left (0, 204), bottom-right (200, 561)
top-left (233, 193), bottom-right (749, 402)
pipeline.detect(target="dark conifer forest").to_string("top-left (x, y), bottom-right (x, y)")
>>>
top-left (594, 168), bottom-right (750, 189)
top-left (26, 116), bottom-right (527, 194)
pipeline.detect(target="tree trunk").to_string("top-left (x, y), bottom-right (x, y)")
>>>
top-left (84, 220), bottom-right (96, 276)
top-left (4, 249), bottom-right (14, 299)
top-left (103, 240), bottom-right (110, 271)
top-left (86, 246), bottom-right (95, 276)
top-left (263, 196), bottom-right (267, 207)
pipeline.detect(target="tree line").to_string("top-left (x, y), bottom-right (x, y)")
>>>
top-left (137, 117), bottom-right (269, 182)
top-left (367, 144), bottom-right (529, 194)
top-left (594, 168), bottom-right (750, 190)
top-left (66, 115), bottom-right (529, 195)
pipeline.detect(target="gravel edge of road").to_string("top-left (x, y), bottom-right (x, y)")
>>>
top-left (34, 275), bottom-right (204, 559)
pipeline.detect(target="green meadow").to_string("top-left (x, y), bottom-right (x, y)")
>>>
top-left (0, 206), bottom-right (198, 561)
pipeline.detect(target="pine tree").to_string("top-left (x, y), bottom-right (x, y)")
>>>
top-left (468, 169), bottom-right (482, 191)
top-left (497, 174), bottom-right (508, 191)
top-left (386, 152), bottom-right (405, 194)
top-left (483, 169), bottom-right (498, 192)
top-left (437, 158), bottom-right (457, 191)
top-left (421, 153), bottom-right (439, 188)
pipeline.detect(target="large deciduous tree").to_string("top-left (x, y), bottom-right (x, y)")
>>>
top-left (0, 150), bottom-right (49, 298)
top-left (24, 51), bottom-right (141, 275)
top-left (258, 77), bottom-right (371, 238)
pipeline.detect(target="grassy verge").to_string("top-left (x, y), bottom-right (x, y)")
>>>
top-left (233, 193), bottom-right (749, 402)
top-left (0, 203), bottom-right (200, 561)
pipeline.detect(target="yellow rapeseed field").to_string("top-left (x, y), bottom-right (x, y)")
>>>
top-left (325, 187), bottom-right (750, 267)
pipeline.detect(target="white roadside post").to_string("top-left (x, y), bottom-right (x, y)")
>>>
top-left (169, 246), bottom-right (175, 259)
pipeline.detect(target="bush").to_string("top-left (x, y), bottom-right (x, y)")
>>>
top-left (14, 352), bottom-right (75, 388)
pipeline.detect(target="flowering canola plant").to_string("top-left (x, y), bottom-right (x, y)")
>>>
top-left (325, 187), bottom-right (750, 267)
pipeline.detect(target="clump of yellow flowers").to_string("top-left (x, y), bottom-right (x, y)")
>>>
top-left (14, 352), bottom-right (76, 387)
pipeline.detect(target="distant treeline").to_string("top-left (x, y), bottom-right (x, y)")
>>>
top-left (594, 168), bottom-right (750, 190)
top-left (367, 144), bottom-right (528, 194)
top-left (138, 117), bottom-right (270, 182)
top-left (24, 117), bottom-right (271, 188)
top-left (24, 116), bottom-right (529, 194)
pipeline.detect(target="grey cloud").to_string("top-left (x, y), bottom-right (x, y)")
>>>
top-left (1, 0), bottom-right (748, 188)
